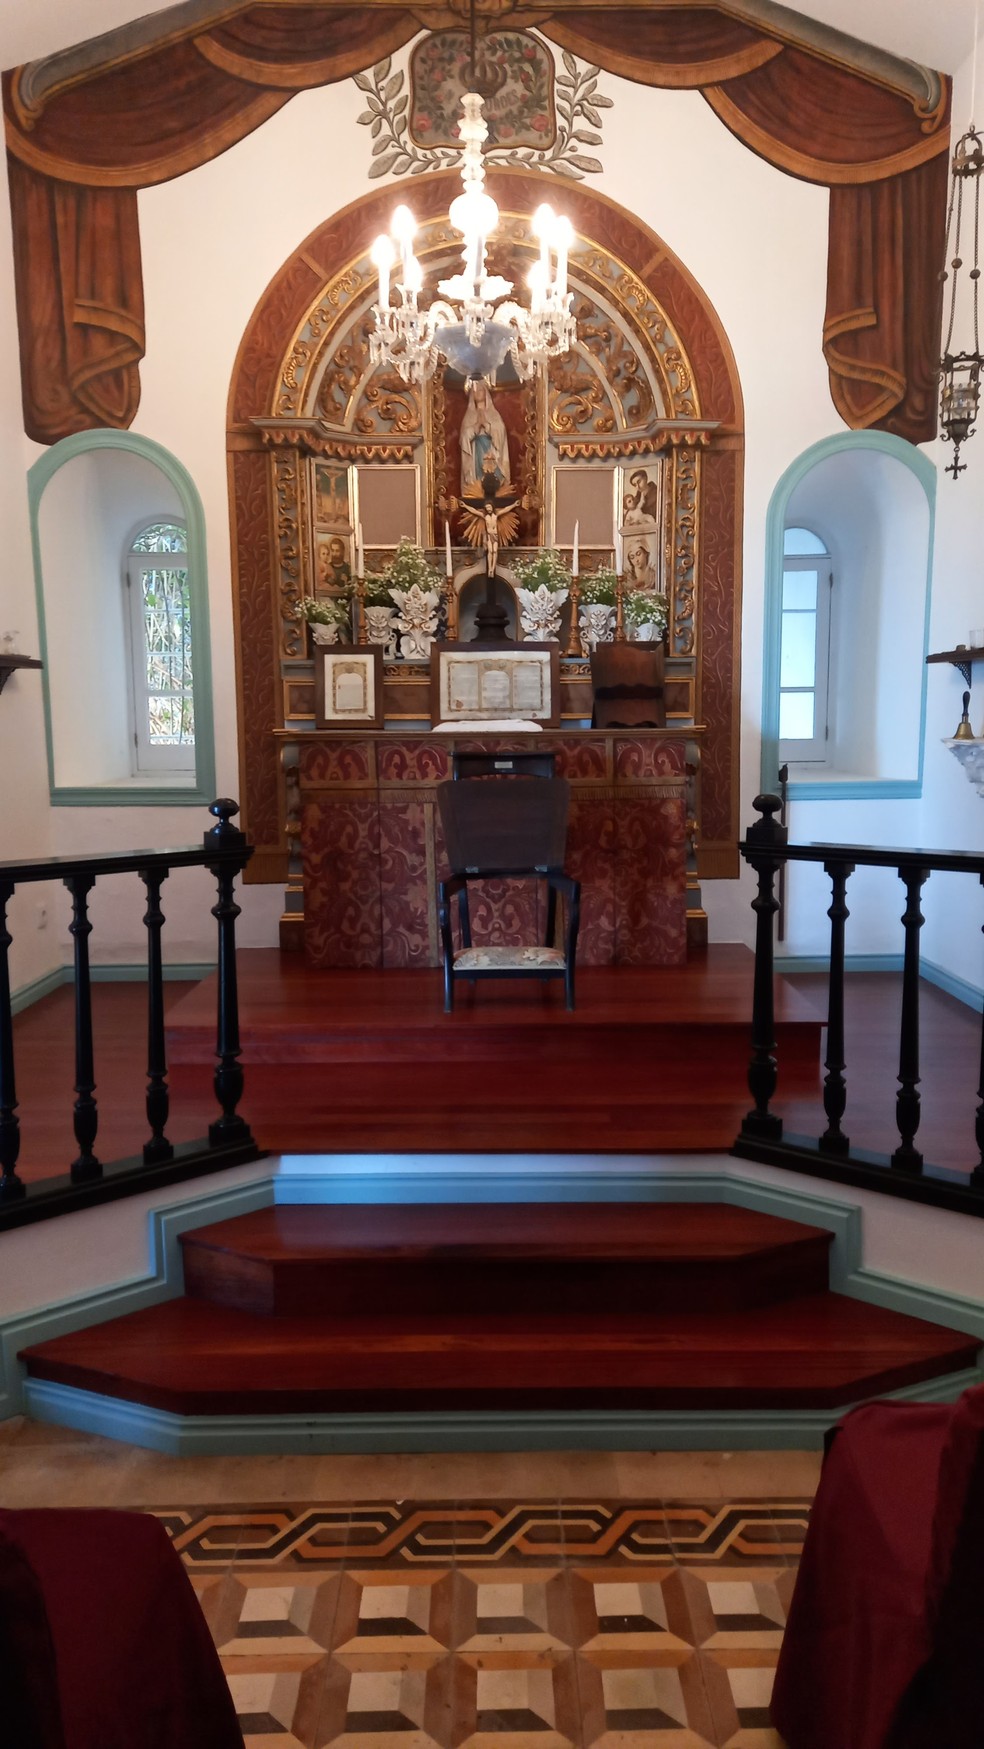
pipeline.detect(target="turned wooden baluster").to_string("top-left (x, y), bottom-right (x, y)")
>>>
top-left (891, 865), bottom-right (930, 1173)
top-left (740, 794), bottom-right (786, 1141)
top-left (205, 800), bottom-right (254, 1148)
top-left (0, 878), bottom-right (25, 1201)
top-left (141, 867), bottom-right (173, 1164)
top-left (819, 858), bottom-right (854, 1155)
top-left (66, 872), bottom-right (100, 1181)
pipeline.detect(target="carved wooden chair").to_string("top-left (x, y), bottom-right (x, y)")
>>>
top-left (436, 770), bottom-right (581, 1011)
top-left (590, 640), bottom-right (666, 728)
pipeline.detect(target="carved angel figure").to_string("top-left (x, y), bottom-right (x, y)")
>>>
top-left (517, 584), bottom-right (568, 643)
top-left (390, 584), bottom-right (440, 661)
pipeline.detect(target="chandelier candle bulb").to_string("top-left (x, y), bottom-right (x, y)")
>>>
top-left (556, 217), bottom-right (573, 299)
top-left (370, 235), bottom-right (395, 310)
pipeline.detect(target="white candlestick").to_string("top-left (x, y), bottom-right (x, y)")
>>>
top-left (445, 520), bottom-right (453, 577)
top-left (614, 530), bottom-right (623, 574)
top-left (572, 520), bottom-right (579, 578)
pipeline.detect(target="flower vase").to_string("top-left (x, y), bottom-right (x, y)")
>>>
top-left (517, 584), bottom-right (568, 642)
top-left (580, 604), bottom-right (615, 650)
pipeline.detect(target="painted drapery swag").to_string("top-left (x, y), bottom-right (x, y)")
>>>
top-left (3, 0), bottom-right (949, 446)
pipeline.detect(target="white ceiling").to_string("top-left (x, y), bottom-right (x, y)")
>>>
top-left (0, 1), bottom-right (978, 84)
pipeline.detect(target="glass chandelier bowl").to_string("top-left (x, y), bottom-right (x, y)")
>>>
top-left (368, 93), bottom-right (577, 384)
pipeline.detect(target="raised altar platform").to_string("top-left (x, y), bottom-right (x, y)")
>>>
top-left (166, 946), bottom-right (821, 1155)
top-left (291, 729), bottom-right (696, 969)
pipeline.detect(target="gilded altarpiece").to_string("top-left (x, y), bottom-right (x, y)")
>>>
top-left (228, 171), bottom-right (743, 896)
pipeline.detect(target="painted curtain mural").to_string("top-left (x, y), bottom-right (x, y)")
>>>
top-left (3, 0), bottom-right (949, 446)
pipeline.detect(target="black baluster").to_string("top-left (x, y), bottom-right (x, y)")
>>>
top-left (892, 865), bottom-right (929, 1174)
top-left (819, 858), bottom-right (854, 1155)
top-left (741, 795), bottom-right (786, 1141)
top-left (141, 867), bottom-right (173, 1164)
top-left (0, 879), bottom-right (25, 1201)
top-left (972, 873), bottom-right (984, 1190)
top-left (204, 800), bottom-right (254, 1148)
top-left (66, 873), bottom-right (100, 1181)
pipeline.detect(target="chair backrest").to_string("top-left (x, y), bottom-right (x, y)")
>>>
top-left (590, 640), bottom-right (666, 728)
top-left (437, 774), bottom-right (570, 874)
top-left (452, 750), bottom-right (557, 780)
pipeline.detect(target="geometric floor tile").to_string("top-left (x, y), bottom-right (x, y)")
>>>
top-left (151, 1499), bottom-right (811, 1749)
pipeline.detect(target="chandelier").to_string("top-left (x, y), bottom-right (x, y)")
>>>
top-left (940, 124), bottom-right (984, 478)
top-left (368, 88), bottom-right (576, 384)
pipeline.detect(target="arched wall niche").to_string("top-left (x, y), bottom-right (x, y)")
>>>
top-left (227, 169), bottom-right (743, 887)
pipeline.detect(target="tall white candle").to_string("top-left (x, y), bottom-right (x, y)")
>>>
top-left (572, 519), bottom-right (579, 578)
top-left (357, 523), bottom-right (365, 579)
top-left (614, 529), bottom-right (623, 574)
top-left (445, 520), bottom-right (453, 577)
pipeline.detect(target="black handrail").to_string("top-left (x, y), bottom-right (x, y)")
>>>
top-left (0, 799), bottom-right (261, 1229)
top-left (735, 793), bottom-right (984, 1217)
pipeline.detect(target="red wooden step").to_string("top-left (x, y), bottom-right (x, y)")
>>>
top-left (179, 1204), bottom-right (834, 1317)
top-left (19, 1292), bottom-right (979, 1416)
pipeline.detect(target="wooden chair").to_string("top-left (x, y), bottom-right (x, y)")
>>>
top-left (436, 771), bottom-right (580, 1011)
top-left (590, 640), bottom-right (666, 728)
top-left (771, 1383), bottom-right (984, 1749)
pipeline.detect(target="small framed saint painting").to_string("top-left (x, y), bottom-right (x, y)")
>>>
top-left (314, 647), bottom-right (384, 728)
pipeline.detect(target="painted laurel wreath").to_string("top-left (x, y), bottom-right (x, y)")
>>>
top-left (355, 49), bottom-right (611, 182)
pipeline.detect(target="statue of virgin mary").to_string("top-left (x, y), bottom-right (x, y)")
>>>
top-left (459, 377), bottom-right (511, 490)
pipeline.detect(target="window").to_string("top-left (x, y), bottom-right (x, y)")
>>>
top-left (779, 525), bottom-right (832, 765)
top-left (125, 521), bottom-right (195, 773)
top-left (31, 430), bottom-right (215, 806)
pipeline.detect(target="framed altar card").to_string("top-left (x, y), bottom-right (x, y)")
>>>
top-left (315, 647), bottom-right (384, 728)
top-left (430, 642), bottom-right (560, 727)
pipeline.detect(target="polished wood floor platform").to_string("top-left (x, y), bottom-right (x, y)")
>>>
top-left (165, 946), bottom-right (823, 1154)
top-left (21, 1203), bottom-right (978, 1415)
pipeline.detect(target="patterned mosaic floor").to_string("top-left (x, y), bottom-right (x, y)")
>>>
top-left (158, 1498), bottom-right (807, 1748)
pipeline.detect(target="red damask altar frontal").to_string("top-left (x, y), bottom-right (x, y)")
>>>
top-left (299, 733), bottom-right (688, 969)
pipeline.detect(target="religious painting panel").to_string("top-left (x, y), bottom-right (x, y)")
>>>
top-left (551, 463), bottom-right (617, 552)
top-left (617, 461), bottom-right (666, 595)
top-left (314, 532), bottom-right (354, 595)
top-left (313, 463), bottom-right (354, 530)
top-left (356, 463), bottom-right (421, 550)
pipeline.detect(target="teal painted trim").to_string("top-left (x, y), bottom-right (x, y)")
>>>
top-left (28, 430), bottom-right (216, 809)
top-left (48, 785), bottom-right (214, 809)
top-left (89, 962), bottom-right (216, 983)
top-left (762, 430), bottom-right (936, 797)
top-left (0, 1174), bottom-right (273, 1420)
top-left (11, 963), bottom-right (215, 1010)
top-left (776, 954), bottom-right (904, 974)
top-left (6, 1160), bottom-right (984, 1439)
top-left (22, 1366), bottom-right (983, 1456)
top-left (11, 966), bottom-right (66, 1015)
top-left (786, 779), bottom-right (922, 801)
top-left (921, 957), bottom-right (984, 1013)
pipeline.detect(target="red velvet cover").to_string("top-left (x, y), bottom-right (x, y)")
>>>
top-left (0, 1508), bottom-right (243, 1749)
top-left (771, 1390), bottom-right (984, 1749)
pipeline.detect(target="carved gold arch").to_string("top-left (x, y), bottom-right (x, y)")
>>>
top-left (228, 168), bottom-right (743, 886)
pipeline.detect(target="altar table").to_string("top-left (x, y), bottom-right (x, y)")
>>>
top-left (298, 732), bottom-right (688, 968)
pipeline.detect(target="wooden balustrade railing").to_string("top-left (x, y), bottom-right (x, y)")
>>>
top-left (0, 799), bottom-right (260, 1229)
top-left (735, 793), bottom-right (984, 1216)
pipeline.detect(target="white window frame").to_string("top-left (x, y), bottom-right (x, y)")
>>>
top-left (124, 519), bottom-right (195, 776)
top-left (778, 529), bottom-right (833, 766)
